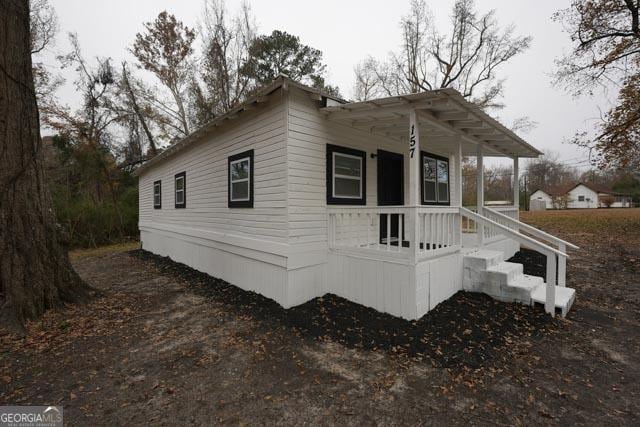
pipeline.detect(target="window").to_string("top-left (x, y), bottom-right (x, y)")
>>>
top-left (578, 195), bottom-right (585, 202)
top-left (175, 172), bottom-right (186, 208)
top-left (153, 180), bottom-right (161, 209)
top-left (228, 150), bottom-right (254, 208)
top-left (326, 144), bottom-right (366, 205)
top-left (420, 151), bottom-right (449, 205)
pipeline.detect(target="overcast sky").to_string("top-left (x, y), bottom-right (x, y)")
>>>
top-left (41, 0), bottom-right (615, 169)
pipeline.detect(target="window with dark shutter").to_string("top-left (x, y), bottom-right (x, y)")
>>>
top-left (420, 151), bottom-right (450, 206)
top-left (228, 150), bottom-right (254, 208)
top-left (175, 172), bottom-right (186, 208)
top-left (153, 180), bottom-right (161, 209)
top-left (326, 144), bottom-right (366, 205)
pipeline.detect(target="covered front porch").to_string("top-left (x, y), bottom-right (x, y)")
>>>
top-left (320, 89), bottom-right (577, 318)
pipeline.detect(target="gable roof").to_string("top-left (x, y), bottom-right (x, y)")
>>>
top-left (133, 75), bottom-right (345, 176)
top-left (531, 183), bottom-right (576, 197)
top-left (134, 75), bottom-right (542, 176)
top-left (576, 182), bottom-right (631, 196)
top-left (533, 182), bottom-right (632, 197)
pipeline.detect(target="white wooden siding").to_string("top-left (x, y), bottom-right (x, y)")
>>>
top-left (139, 93), bottom-right (288, 244)
top-left (566, 185), bottom-right (598, 208)
top-left (286, 87), bottom-right (461, 247)
top-left (530, 190), bottom-right (553, 209)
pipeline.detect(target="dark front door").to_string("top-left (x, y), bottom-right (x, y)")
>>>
top-left (377, 150), bottom-right (404, 206)
top-left (377, 150), bottom-right (406, 245)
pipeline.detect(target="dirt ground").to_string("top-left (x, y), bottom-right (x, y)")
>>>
top-left (1, 210), bottom-right (639, 425)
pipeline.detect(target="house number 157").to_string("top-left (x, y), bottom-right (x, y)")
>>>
top-left (409, 124), bottom-right (416, 158)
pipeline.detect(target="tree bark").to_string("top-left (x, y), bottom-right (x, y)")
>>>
top-left (0, 0), bottom-right (92, 333)
top-left (121, 63), bottom-right (157, 156)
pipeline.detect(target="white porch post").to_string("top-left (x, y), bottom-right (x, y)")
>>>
top-left (409, 110), bottom-right (421, 206)
top-left (513, 157), bottom-right (520, 219)
top-left (456, 138), bottom-right (464, 246)
top-left (476, 144), bottom-right (484, 246)
top-left (409, 110), bottom-right (421, 260)
top-left (457, 138), bottom-right (463, 206)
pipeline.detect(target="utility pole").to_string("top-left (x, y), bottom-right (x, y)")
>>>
top-left (523, 174), bottom-right (528, 211)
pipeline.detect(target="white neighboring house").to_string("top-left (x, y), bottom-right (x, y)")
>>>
top-left (567, 184), bottom-right (599, 209)
top-left (530, 183), bottom-right (633, 209)
top-left (529, 189), bottom-right (554, 210)
top-left (134, 76), bottom-right (577, 320)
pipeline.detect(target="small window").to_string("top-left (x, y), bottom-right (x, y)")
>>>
top-left (175, 172), bottom-right (186, 208)
top-left (153, 180), bottom-right (162, 209)
top-left (228, 150), bottom-right (254, 208)
top-left (421, 151), bottom-right (449, 205)
top-left (327, 144), bottom-right (366, 205)
top-left (578, 195), bottom-right (585, 202)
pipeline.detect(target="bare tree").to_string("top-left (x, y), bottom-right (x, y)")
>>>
top-left (119, 62), bottom-right (158, 156)
top-left (29, 0), bottom-right (63, 113)
top-left (353, 58), bottom-right (381, 102)
top-left (599, 194), bottom-right (615, 208)
top-left (46, 34), bottom-right (127, 232)
top-left (554, 0), bottom-right (640, 170)
top-left (0, 0), bottom-right (91, 333)
top-left (524, 151), bottom-right (579, 191)
top-left (353, 0), bottom-right (531, 109)
top-left (29, 0), bottom-right (57, 54)
top-left (197, 0), bottom-right (256, 116)
top-left (132, 11), bottom-right (195, 137)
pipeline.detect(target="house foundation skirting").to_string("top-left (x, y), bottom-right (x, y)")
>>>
top-left (141, 228), bottom-right (523, 321)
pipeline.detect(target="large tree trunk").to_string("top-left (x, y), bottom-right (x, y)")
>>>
top-left (0, 0), bottom-right (92, 333)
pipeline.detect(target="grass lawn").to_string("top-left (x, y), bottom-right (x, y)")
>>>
top-left (0, 209), bottom-right (638, 424)
top-left (68, 241), bottom-right (140, 261)
top-left (520, 207), bottom-right (640, 241)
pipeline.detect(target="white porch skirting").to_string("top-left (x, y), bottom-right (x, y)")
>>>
top-left (141, 226), bottom-right (518, 321)
top-left (326, 251), bottom-right (463, 320)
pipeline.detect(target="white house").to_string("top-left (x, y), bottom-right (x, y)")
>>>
top-left (530, 182), bottom-right (633, 209)
top-left (567, 184), bottom-right (599, 209)
top-left (529, 189), bottom-right (554, 210)
top-left (134, 76), bottom-right (577, 320)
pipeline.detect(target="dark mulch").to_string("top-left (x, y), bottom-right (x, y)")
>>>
top-left (507, 248), bottom-right (547, 279)
top-left (507, 248), bottom-right (572, 284)
top-left (130, 249), bottom-right (559, 371)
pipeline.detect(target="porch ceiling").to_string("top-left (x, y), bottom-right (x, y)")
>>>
top-left (319, 88), bottom-right (542, 158)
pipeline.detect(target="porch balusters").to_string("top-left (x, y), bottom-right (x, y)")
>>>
top-left (327, 207), bottom-right (462, 259)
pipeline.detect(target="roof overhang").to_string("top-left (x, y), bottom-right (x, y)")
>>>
top-left (319, 88), bottom-right (542, 158)
top-left (133, 75), bottom-right (346, 177)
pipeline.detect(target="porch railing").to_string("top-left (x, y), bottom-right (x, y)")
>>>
top-left (327, 206), bottom-right (461, 262)
top-left (327, 205), bottom-right (577, 317)
top-left (483, 207), bottom-right (579, 287)
top-left (460, 207), bottom-right (578, 316)
top-left (461, 205), bottom-right (518, 242)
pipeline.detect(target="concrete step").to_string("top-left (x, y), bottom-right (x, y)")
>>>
top-left (511, 274), bottom-right (544, 292)
top-left (463, 250), bottom-right (504, 270)
top-left (502, 274), bottom-right (545, 304)
top-left (531, 285), bottom-right (576, 317)
top-left (484, 261), bottom-right (524, 286)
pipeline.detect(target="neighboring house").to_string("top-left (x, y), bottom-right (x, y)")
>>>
top-left (529, 189), bottom-right (554, 210)
top-left (134, 76), bottom-right (576, 320)
top-left (530, 182), bottom-right (633, 209)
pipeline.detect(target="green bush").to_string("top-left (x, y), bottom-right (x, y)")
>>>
top-left (51, 179), bottom-right (138, 248)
